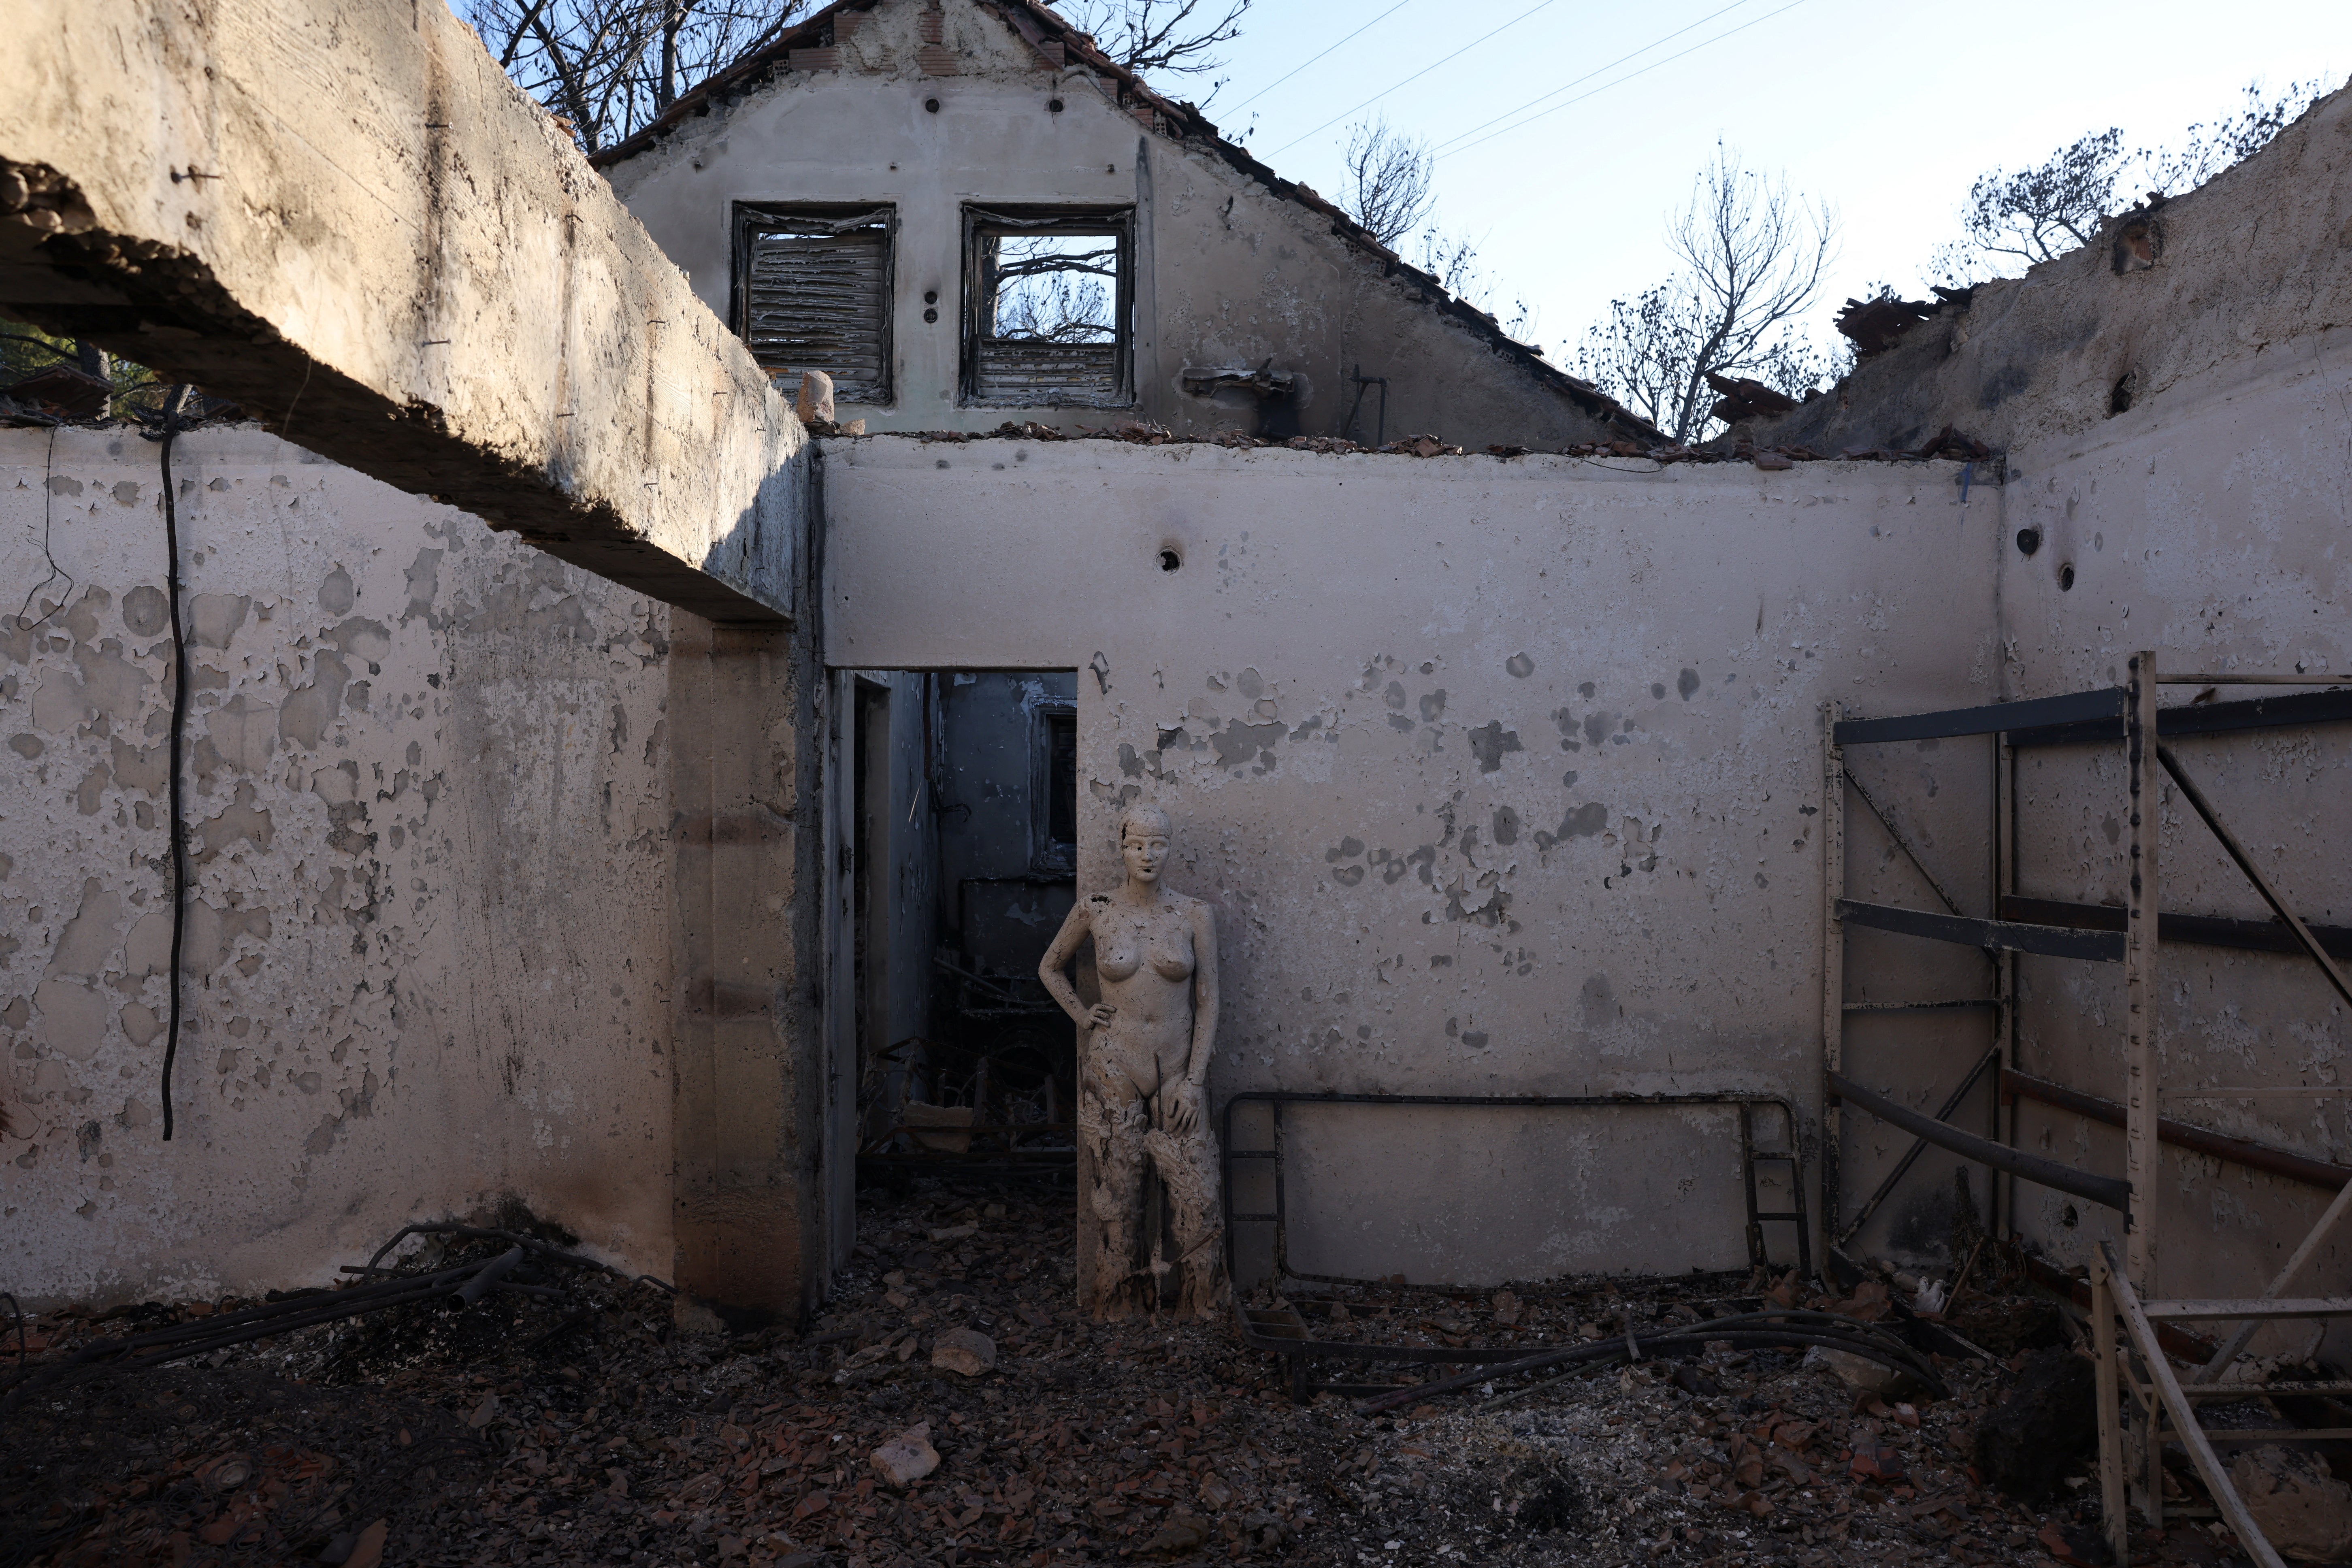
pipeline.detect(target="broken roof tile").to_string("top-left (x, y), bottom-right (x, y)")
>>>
top-left (1835, 295), bottom-right (1939, 358)
top-left (1704, 373), bottom-right (1799, 426)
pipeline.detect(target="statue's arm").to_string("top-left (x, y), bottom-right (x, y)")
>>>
top-left (1186, 901), bottom-right (1219, 1087)
top-left (1038, 899), bottom-right (1095, 1029)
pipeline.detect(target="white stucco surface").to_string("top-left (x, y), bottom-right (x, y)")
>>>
top-left (1994, 330), bottom-right (2352, 1325)
top-left (1, 427), bottom-right (677, 1306)
top-left (5, 307), bottom-right (2341, 1310)
top-left (821, 437), bottom-right (2000, 1281)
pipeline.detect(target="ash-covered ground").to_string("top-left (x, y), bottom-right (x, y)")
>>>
top-left (0, 1178), bottom-right (2263, 1568)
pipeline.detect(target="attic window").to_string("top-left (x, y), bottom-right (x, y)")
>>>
top-left (961, 206), bottom-right (1133, 408)
top-left (734, 203), bottom-right (895, 405)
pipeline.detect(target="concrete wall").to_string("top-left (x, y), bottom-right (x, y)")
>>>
top-left (820, 435), bottom-right (1998, 1283)
top-left (1, 426), bottom-right (677, 1306)
top-left (603, 0), bottom-right (1618, 450)
top-left (1994, 330), bottom-right (2352, 1330)
top-left (668, 613), bottom-right (830, 1327)
top-left (3, 0), bottom-right (807, 624)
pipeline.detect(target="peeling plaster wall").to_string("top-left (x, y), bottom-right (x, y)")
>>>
top-left (1, 426), bottom-right (676, 1307)
top-left (1990, 332), bottom-right (2352, 1326)
top-left (821, 437), bottom-right (1998, 1283)
top-left (604, 0), bottom-right (1613, 450)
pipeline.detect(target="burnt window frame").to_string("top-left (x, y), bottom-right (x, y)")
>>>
top-left (732, 200), bottom-right (898, 407)
top-left (959, 204), bottom-right (1136, 409)
top-left (1028, 692), bottom-right (1079, 875)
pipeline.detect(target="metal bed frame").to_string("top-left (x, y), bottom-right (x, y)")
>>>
top-left (1219, 1089), bottom-right (1809, 1400)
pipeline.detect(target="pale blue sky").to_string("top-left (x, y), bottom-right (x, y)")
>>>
top-left (1191, 0), bottom-right (2350, 364)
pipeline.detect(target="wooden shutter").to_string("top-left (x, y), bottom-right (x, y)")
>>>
top-left (973, 340), bottom-right (1121, 405)
top-left (741, 209), bottom-right (893, 405)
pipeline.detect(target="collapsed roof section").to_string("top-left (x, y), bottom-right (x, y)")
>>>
top-left (590, 0), bottom-right (1660, 441)
top-left (1743, 77), bottom-right (2352, 459)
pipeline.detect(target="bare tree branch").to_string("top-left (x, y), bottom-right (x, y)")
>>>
top-left (1933, 79), bottom-right (2323, 285)
top-left (1572, 145), bottom-right (1837, 443)
top-left (1412, 229), bottom-right (1537, 347)
top-left (1943, 128), bottom-right (2128, 277)
top-left (1054, 0), bottom-right (1251, 83)
top-left (987, 237), bottom-right (1119, 342)
top-left (2152, 78), bottom-right (2324, 193)
top-left (1338, 118), bottom-right (1434, 249)
top-left (456, 0), bottom-right (815, 152)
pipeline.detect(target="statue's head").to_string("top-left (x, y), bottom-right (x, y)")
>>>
top-left (1119, 802), bottom-right (1171, 884)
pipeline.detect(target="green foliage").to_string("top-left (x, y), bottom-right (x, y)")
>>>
top-left (0, 324), bottom-right (166, 422)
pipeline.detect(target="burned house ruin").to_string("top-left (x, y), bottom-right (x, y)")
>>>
top-left (3, 3), bottom-right (2352, 1562)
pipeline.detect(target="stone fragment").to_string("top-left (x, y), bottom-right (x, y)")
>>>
top-left (1490, 1289), bottom-right (1520, 1326)
top-left (1142, 1513), bottom-right (1211, 1554)
top-left (2232, 1445), bottom-right (2352, 1561)
top-left (871, 1423), bottom-right (939, 1489)
top-left (1802, 1344), bottom-right (1920, 1398)
top-left (1668, 1363), bottom-right (1721, 1398)
top-left (931, 1327), bottom-right (996, 1376)
top-left (342, 1520), bottom-right (389, 1568)
top-left (1971, 1346), bottom-right (2095, 1500)
top-left (795, 369), bottom-right (835, 425)
top-left (1846, 1442), bottom-right (1907, 1484)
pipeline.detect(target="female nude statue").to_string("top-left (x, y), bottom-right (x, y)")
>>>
top-left (1040, 803), bottom-right (1226, 1318)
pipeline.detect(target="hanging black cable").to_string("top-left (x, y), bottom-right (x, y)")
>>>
top-left (157, 385), bottom-right (194, 1141)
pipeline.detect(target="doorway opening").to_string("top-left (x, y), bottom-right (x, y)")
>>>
top-left (830, 669), bottom-right (1083, 1273)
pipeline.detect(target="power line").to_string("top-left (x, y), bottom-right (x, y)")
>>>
top-left (1223, 0), bottom-right (1422, 116)
top-left (1436, 0), bottom-right (1812, 162)
top-left (1268, 0), bottom-right (1568, 157)
top-left (1427, 0), bottom-right (1763, 156)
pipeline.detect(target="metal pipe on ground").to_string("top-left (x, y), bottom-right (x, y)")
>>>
top-left (453, 1245), bottom-right (529, 1308)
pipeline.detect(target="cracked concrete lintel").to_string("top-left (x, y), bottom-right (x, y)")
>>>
top-left (0, 0), bottom-right (801, 627)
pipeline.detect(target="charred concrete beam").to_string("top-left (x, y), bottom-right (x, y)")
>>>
top-left (0, 0), bottom-right (801, 626)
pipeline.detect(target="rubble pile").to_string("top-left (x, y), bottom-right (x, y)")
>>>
top-left (0, 1182), bottom-right (2287, 1567)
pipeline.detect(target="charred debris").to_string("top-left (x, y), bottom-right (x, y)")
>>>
top-left (1, 1178), bottom-right (2302, 1568)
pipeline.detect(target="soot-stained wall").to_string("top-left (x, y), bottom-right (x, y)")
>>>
top-left (0, 426), bottom-right (677, 1307)
top-left (821, 437), bottom-right (2000, 1284)
top-left (1994, 332), bottom-right (2352, 1330)
top-left (601, 0), bottom-right (1618, 450)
